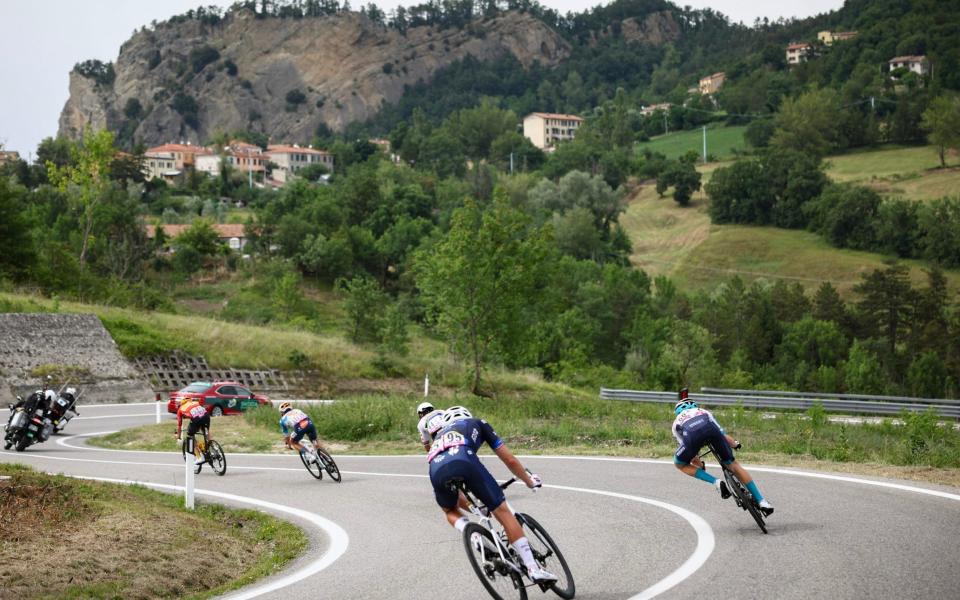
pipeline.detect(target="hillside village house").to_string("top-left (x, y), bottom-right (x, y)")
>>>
top-left (142, 151), bottom-right (179, 181)
top-left (0, 150), bottom-right (20, 165)
top-left (818, 30), bottom-right (858, 45)
top-left (786, 43), bottom-right (812, 65)
top-left (889, 55), bottom-right (929, 76)
top-left (145, 223), bottom-right (249, 251)
top-left (698, 72), bottom-right (725, 95)
top-left (640, 103), bottom-right (672, 116)
top-left (264, 144), bottom-right (334, 183)
top-left (523, 112), bottom-right (583, 150)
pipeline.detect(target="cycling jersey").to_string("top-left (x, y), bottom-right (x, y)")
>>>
top-left (428, 417), bottom-right (506, 510)
top-left (417, 409), bottom-right (446, 446)
top-left (672, 407), bottom-right (734, 465)
top-left (177, 400), bottom-right (208, 430)
top-left (280, 409), bottom-right (317, 444)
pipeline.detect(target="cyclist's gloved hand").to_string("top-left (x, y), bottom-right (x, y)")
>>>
top-left (528, 473), bottom-right (543, 491)
top-left (733, 440), bottom-right (742, 450)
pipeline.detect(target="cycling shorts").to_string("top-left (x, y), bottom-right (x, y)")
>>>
top-left (429, 454), bottom-right (505, 511)
top-left (291, 420), bottom-right (317, 443)
top-left (186, 413), bottom-right (210, 437)
top-left (674, 415), bottom-right (734, 465)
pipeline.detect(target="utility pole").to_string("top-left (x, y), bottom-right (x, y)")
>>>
top-left (509, 152), bottom-right (514, 175)
top-left (702, 126), bottom-right (707, 163)
top-left (664, 113), bottom-right (668, 135)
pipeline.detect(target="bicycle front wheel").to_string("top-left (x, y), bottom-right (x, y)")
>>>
top-left (517, 513), bottom-right (575, 599)
top-left (208, 440), bottom-right (227, 476)
top-left (463, 523), bottom-right (527, 600)
top-left (300, 450), bottom-right (323, 479)
top-left (317, 449), bottom-right (341, 482)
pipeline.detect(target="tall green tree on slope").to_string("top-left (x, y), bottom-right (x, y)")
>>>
top-left (415, 194), bottom-right (553, 397)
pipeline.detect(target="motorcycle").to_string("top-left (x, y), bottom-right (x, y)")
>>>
top-left (4, 391), bottom-right (53, 451)
top-left (49, 387), bottom-right (81, 434)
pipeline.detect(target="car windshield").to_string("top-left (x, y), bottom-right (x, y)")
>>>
top-left (181, 383), bottom-right (211, 393)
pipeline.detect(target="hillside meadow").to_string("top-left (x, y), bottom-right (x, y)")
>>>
top-left (622, 143), bottom-right (960, 295)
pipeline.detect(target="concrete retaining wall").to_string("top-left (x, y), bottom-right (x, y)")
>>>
top-left (0, 313), bottom-right (154, 404)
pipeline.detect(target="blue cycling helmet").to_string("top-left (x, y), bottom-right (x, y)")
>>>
top-left (674, 400), bottom-right (698, 415)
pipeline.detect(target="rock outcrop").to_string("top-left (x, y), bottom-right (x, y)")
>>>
top-left (58, 10), bottom-right (572, 145)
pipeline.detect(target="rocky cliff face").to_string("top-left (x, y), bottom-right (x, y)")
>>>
top-left (59, 10), bottom-right (572, 145)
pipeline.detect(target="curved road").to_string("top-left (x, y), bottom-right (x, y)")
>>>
top-left (2, 403), bottom-right (959, 599)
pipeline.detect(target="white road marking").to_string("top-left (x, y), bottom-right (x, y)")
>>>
top-left (64, 474), bottom-right (349, 600)
top-left (73, 413), bottom-right (156, 420)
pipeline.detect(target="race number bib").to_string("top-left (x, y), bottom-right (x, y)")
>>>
top-left (427, 431), bottom-right (466, 463)
top-left (189, 406), bottom-right (206, 419)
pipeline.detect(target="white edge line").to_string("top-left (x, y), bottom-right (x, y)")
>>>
top-left (55, 474), bottom-right (349, 600)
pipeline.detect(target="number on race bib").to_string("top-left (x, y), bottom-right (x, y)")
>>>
top-left (427, 431), bottom-right (467, 462)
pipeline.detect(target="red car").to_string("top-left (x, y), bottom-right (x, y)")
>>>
top-left (166, 381), bottom-right (271, 416)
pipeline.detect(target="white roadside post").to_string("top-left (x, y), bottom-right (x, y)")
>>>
top-left (185, 437), bottom-right (195, 510)
top-left (424, 374), bottom-right (429, 397)
top-left (155, 392), bottom-right (162, 424)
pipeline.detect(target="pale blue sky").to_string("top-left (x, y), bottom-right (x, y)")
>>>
top-left (0, 1), bottom-right (843, 155)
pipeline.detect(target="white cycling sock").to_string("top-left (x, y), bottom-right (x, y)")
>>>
top-left (454, 516), bottom-right (469, 532)
top-left (511, 537), bottom-right (538, 572)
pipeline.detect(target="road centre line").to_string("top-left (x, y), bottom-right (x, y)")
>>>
top-left (62, 474), bottom-right (349, 600)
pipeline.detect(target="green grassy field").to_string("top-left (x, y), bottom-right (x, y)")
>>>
top-left (635, 125), bottom-right (748, 161)
top-left (622, 144), bottom-right (960, 295)
top-left (0, 464), bottom-right (305, 600)
top-left (825, 145), bottom-right (960, 201)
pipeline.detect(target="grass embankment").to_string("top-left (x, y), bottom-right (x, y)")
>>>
top-left (635, 125), bottom-right (748, 160)
top-left (91, 396), bottom-right (960, 487)
top-left (0, 464), bottom-right (306, 600)
top-left (621, 145), bottom-right (960, 296)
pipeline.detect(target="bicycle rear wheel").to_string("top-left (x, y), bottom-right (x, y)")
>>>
top-left (300, 449), bottom-right (323, 479)
top-left (463, 523), bottom-right (527, 600)
top-left (208, 440), bottom-right (227, 476)
top-left (517, 513), bottom-right (575, 599)
top-left (724, 470), bottom-right (767, 534)
top-left (317, 449), bottom-right (341, 482)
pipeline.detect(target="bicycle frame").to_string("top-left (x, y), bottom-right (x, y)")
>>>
top-left (454, 479), bottom-right (526, 578)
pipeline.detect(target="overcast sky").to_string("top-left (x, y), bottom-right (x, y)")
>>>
top-left (0, 0), bottom-right (843, 156)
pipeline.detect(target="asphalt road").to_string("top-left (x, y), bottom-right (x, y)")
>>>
top-left (2, 402), bottom-right (959, 599)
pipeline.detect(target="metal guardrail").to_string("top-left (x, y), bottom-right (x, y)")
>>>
top-left (700, 387), bottom-right (960, 406)
top-left (598, 388), bottom-right (960, 419)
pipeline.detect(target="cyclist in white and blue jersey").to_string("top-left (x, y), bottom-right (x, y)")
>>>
top-left (673, 389), bottom-right (774, 515)
top-left (428, 406), bottom-right (557, 584)
top-left (278, 402), bottom-right (324, 456)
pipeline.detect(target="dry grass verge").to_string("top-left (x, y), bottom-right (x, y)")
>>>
top-left (0, 464), bottom-right (306, 600)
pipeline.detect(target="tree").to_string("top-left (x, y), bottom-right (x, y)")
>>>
top-left (907, 351), bottom-right (947, 399)
top-left (336, 275), bottom-right (387, 343)
top-left (46, 129), bottom-right (116, 294)
top-left (415, 195), bottom-right (553, 397)
top-left (920, 95), bottom-right (960, 168)
top-left (0, 178), bottom-right (36, 281)
top-left (175, 220), bottom-right (221, 258)
top-left (770, 88), bottom-right (842, 157)
top-left (657, 157), bottom-right (702, 206)
top-left (805, 184), bottom-right (880, 250)
top-left (843, 340), bottom-right (886, 394)
top-left (854, 262), bottom-right (915, 370)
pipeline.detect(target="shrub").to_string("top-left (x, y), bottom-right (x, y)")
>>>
top-left (285, 89), bottom-right (306, 105)
top-left (74, 59), bottom-right (115, 87)
top-left (189, 45), bottom-right (220, 73)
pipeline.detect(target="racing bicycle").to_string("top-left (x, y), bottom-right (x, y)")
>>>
top-left (299, 445), bottom-right (341, 482)
top-left (699, 443), bottom-right (767, 534)
top-left (180, 429), bottom-right (226, 476)
top-left (451, 476), bottom-right (575, 600)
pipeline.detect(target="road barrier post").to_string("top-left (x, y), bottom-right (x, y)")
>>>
top-left (185, 437), bottom-right (195, 510)
top-left (155, 392), bottom-right (162, 424)
top-left (424, 374), bottom-right (429, 397)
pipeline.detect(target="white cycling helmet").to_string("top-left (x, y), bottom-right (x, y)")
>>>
top-left (441, 405), bottom-right (472, 425)
top-left (416, 401), bottom-right (435, 418)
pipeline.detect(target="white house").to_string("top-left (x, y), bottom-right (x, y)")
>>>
top-left (888, 55), bottom-right (929, 76)
top-left (264, 145), bottom-right (334, 183)
top-left (522, 112), bottom-right (583, 150)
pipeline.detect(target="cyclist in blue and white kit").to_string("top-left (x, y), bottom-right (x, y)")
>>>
top-left (416, 401), bottom-right (446, 452)
top-left (673, 389), bottom-right (774, 515)
top-left (278, 402), bottom-right (324, 456)
top-left (428, 406), bottom-right (557, 584)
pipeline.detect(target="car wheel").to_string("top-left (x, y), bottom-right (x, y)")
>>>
top-left (211, 406), bottom-right (223, 417)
